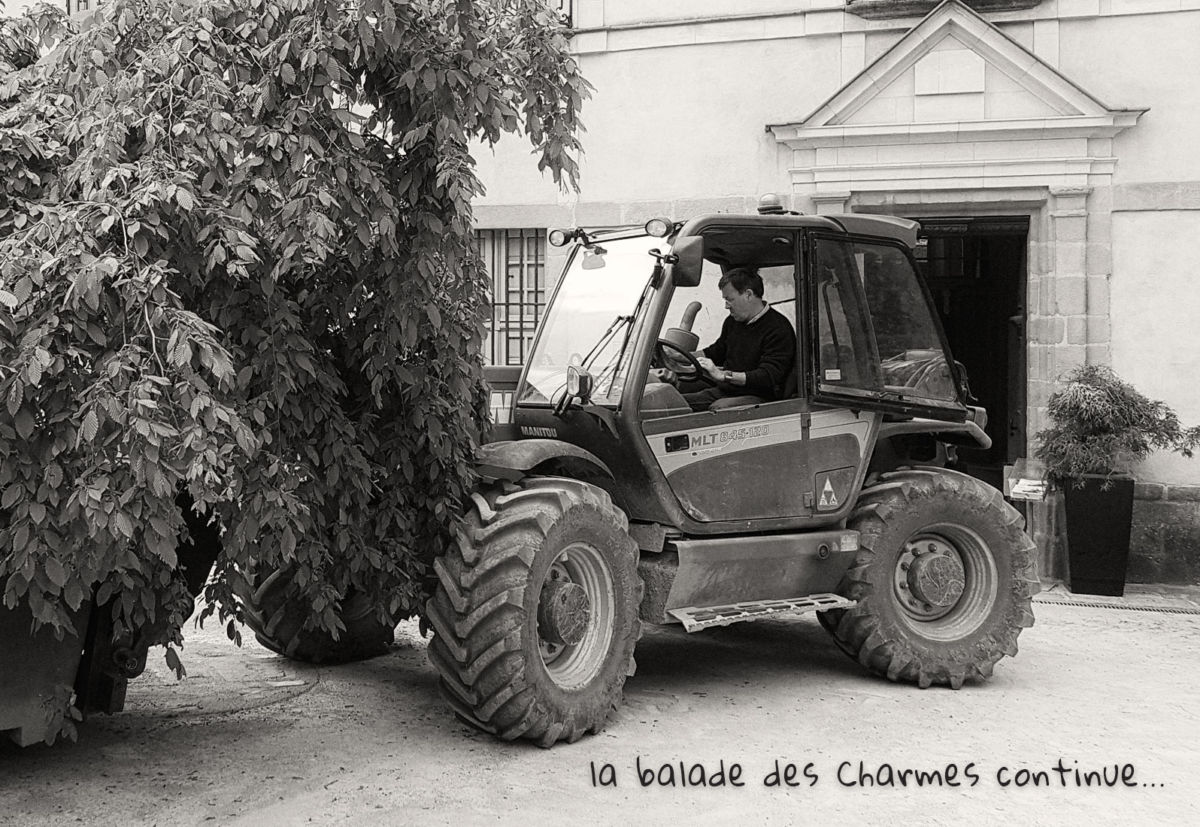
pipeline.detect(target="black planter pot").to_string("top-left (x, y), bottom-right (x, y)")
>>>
top-left (1062, 475), bottom-right (1135, 596)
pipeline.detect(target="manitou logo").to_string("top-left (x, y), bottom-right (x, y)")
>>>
top-left (520, 426), bottom-right (558, 438)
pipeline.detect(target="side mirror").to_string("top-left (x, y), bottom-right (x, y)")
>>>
top-left (566, 366), bottom-right (595, 405)
top-left (667, 236), bottom-right (703, 287)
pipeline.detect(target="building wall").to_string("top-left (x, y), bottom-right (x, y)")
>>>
top-left (1112, 211), bottom-right (1200, 486)
top-left (1060, 14), bottom-right (1200, 184)
top-left (474, 0), bottom-right (1200, 584)
top-left (477, 3), bottom-right (1200, 213)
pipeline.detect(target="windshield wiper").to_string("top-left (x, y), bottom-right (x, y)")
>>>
top-left (582, 314), bottom-right (633, 369)
top-left (584, 282), bottom-right (653, 402)
top-left (549, 313), bottom-right (632, 415)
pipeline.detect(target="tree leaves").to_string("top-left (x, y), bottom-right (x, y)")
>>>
top-left (0, 0), bottom-right (585, 667)
top-left (14, 408), bottom-right (34, 439)
top-left (44, 556), bottom-right (66, 587)
top-left (81, 410), bottom-right (98, 443)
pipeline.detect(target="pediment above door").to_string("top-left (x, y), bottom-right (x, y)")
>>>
top-left (768, 0), bottom-right (1144, 196)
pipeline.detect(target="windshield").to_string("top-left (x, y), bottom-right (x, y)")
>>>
top-left (518, 235), bottom-right (660, 407)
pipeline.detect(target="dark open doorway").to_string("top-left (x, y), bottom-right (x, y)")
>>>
top-left (912, 216), bottom-right (1029, 490)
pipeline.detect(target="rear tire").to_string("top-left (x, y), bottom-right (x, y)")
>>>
top-left (240, 566), bottom-right (395, 664)
top-left (426, 477), bottom-right (642, 747)
top-left (819, 469), bottom-right (1039, 688)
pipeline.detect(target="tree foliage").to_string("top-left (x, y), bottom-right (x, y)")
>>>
top-left (0, 0), bottom-right (586, 666)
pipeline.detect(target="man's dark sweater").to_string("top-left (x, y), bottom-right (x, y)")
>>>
top-left (703, 306), bottom-right (796, 399)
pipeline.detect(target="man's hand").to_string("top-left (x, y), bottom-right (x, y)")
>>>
top-left (696, 356), bottom-right (727, 383)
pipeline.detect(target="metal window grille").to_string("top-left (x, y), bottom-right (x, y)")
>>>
top-left (475, 228), bottom-right (546, 367)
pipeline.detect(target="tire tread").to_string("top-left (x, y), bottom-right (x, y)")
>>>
top-left (820, 468), bottom-right (1039, 688)
top-left (426, 477), bottom-right (641, 746)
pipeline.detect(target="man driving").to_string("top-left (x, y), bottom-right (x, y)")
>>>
top-left (679, 266), bottom-right (795, 412)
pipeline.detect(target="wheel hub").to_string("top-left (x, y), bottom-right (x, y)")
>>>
top-left (895, 536), bottom-right (966, 621)
top-left (538, 580), bottom-right (591, 647)
top-left (909, 553), bottom-right (965, 607)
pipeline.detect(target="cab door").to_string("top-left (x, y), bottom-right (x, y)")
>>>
top-left (806, 234), bottom-right (972, 422)
top-left (640, 229), bottom-right (807, 523)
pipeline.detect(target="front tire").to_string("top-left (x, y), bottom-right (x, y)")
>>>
top-left (819, 469), bottom-right (1039, 688)
top-left (426, 477), bottom-right (642, 747)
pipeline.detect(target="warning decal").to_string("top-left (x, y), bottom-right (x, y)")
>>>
top-left (813, 468), bottom-right (854, 513)
top-left (818, 478), bottom-right (838, 509)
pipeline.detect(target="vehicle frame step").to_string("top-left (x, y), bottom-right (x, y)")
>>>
top-left (667, 593), bottom-right (856, 632)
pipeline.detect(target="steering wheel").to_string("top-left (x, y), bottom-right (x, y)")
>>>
top-left (654, 339), bottom-right (715, 385)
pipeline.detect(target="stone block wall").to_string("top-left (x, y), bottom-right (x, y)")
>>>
top-left (1129, 485), bottom-right (1200, 585)
top-left (1028, 487), bottom-right (1200, 587)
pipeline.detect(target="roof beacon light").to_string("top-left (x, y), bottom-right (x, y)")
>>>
top-left (645, 218), bottom-right (672, 238)
top-left (757, 193), bottom-right (786, 215)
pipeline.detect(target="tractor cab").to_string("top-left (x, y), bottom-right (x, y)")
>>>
top-left (500, 211), bottom-right (988, 533)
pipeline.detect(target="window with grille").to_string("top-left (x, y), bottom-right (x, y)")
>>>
top-left (475, 228), bottom-right (547, 367)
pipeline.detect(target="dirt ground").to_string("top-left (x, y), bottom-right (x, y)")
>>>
top-left (1, 586), bottom-right (1198, 826)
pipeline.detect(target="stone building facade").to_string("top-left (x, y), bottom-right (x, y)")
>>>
top-left (475, 0), bottom-right (1200, 584)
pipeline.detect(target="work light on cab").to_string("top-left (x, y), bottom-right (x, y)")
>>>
top-left (566, 365), bottom-right (594, 403)
top-left (644, 218), bottom-right (673, 238)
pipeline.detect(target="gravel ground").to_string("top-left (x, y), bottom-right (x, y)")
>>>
top-left (1, 584), bottom-right (1198, 826)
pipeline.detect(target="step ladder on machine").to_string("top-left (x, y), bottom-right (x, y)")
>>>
top-left (667, 594), bottom-right (856, 632)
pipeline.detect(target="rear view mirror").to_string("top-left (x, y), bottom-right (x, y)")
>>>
top-left (667, 236), bottom-right (703, 287)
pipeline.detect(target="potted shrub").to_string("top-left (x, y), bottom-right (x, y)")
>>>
top-left (1034, 365), bottom-right (1200, 596)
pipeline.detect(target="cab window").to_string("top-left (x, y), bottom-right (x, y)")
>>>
top-left (812, 237), bottom-right (961, 408)
top-left (812, 238), bottom-right (883, 394)
top-left (663, 228), bottom-right (799, 396)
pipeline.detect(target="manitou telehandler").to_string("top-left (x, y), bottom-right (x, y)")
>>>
top-left (423, 202), bottom-right (1039, 746)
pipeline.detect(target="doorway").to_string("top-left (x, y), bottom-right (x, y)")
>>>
top-left (912, 216), bottom-right (1029, 489)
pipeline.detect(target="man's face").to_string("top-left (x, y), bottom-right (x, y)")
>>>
top-left (721, 283), bottom-right (759, 322)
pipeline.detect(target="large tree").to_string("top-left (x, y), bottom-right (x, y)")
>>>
top-left (0, 0), bottom-right (585, 695)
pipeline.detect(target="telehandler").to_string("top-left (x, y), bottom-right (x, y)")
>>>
top-left (423, 201), bottom-right (1039, 746)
